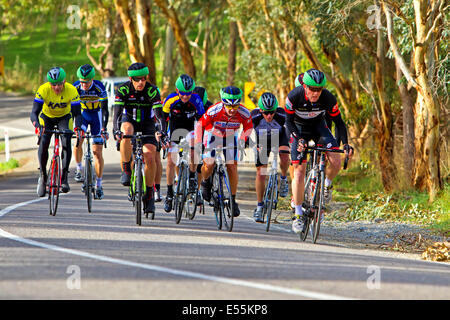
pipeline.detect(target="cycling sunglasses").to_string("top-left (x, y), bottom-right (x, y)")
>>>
top-left (178, 91), bottom-right (192, 96)
top-left (262, 111), bottom-right (275, 115)
top-left (132, 76), bottom-right (147, 82)
top-left (225, 104), bottom-right (240, 109)
top-left (307, 86), bottom-right (323, 93)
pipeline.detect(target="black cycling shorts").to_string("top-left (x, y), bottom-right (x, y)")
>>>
top-left (121, 114), bottom-right (157, 147)
top-left (290, 119), bottom-right (338, 164)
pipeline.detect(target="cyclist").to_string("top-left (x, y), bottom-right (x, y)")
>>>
top-left (194, 86), bottom-right (253, 217)
top-left (72, 64), bottom-right (109, 199)
top-left (113, 62), bottom-right (164, 214)
top-left (285, 68), bottom-right (353, 233)
top-left (193, 85), bottom-right (213, 110)
top-left (30, 67), bottom-right (82, 196)
top-left (154, 74), bottom-right (205, 212)
top-left (251, 92), bottom-right (290, 223)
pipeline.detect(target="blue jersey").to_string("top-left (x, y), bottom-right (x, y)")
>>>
top-left (162, 92), bottom-right (204, 132)
top-left (73, 80), bottom-right (108, 112)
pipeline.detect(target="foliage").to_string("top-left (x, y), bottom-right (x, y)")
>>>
top-left (0, 158), bottom-right (19, 172)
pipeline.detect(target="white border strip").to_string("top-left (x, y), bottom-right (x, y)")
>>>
top-left (0, 198), bottom-right (353, 300)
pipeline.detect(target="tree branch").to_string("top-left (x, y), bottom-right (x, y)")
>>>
top-left (381, 1), bottom-right (419, 90)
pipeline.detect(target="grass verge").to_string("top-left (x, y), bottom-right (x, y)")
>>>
top-left (0, 158), bottom-right (20, 172)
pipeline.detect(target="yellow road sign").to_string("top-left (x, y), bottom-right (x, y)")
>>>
top-left (244, 81), bottom-right (267, 110)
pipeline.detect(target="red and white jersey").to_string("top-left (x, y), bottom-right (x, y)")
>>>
top-left (195, 102), bottom-right (253, 144)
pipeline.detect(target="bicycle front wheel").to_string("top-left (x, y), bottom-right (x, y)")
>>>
top-left (49, 156), bottom-right (61, 216)
top-left (85, 157), bottom-right (93, 213)
top-left (174, 164), bottom-right (187, 224)
top-left (265, 174), bottom-right (277, 232)
top-left (220, 166), bottom-right (234, 232)
top-left (135, 160), bottom-right (143, 226)
top-left (211, 168), bottom-right (222, 230)
top-left (312, 171), bottom-right (325, 243)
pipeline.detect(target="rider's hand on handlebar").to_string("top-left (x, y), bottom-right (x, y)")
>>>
top-left (297, 138), bottom-right (307, 153)
top-left (343, 144), bottom-right (354, 159)
top-left (74, 127), bottom-right (84, 139)
top-left (156, 131), bottom-right (170, 149)
top-left (113, 129), bottom-right (123, 142)
top-left (101, 129), bottom-right (109, 141)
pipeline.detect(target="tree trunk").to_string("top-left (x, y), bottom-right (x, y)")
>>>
top-left (154, 0), bottom-right (196, 78)
top-left (161, 25), bottom-right (175, 98)
top-left (202, 3), bottom-right (211, 77)
top-left (113, 0), bottom-right (144, 63)
top-left (412, 0), bottom-right (441, 201)
top-left (227, 21), bottom-right (238, 86)
top-left (395, 61), bottom-right (415, 182)
top-left (374, 24), bottom-right (396, 192)
top-left (136, 0), bottom-right (156, 84)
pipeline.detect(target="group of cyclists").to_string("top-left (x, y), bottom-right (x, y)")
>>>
top-left (30, 62), bottom-right (353, 233)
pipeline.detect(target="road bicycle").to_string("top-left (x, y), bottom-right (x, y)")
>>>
top-left (206, 145), bottom-right (236, 232)
top-left (300, 145), bottom-right (348, 243)
top-left (123, 132), bottom-right (154, 225)
top-left (172, 137), bottom-right (199, 224)
top-left (37, 128), bottom-right (75, 216)
top-left (260, 146), bottom-right (280, 232)
top-left (80, 130), bottom-right (107, 212)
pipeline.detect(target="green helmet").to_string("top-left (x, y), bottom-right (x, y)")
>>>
top-left (47, 67), bottom-right (66, 84)
top-left (303, 69), bottom-right (326, 87)
top-left (77, 64), bottom-right (95, 80)
top-left (258, 92), bottom-right (278, 111)
top-left (175, 74), bottom-right (195, 93)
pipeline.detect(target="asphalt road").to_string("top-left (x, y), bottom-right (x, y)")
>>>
top-left (0, 93), bottom-right (449, 302)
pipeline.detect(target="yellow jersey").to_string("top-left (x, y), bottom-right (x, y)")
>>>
top-left (34, 82), bottom-right (80, 118)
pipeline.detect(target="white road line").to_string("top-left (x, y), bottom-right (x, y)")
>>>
top-left (0, 198), bottom-right (354, 300)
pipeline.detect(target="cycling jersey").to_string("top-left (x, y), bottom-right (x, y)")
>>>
top-left (73, 80), bottom-right (109, 144)
top-left (113, 81), bottom-right (162, 131)
top-left (161, 91), bottom-right (204, 136)
top-left (73, 80), bottom-right (108, 111)
top-left (195, 102), bottom-right (253, 144)
top-left (284, 86), bottom-right (348, 145)
top-left (250, 107), bottom-right (289, 146)
top-left (32, 82), bottom-right (81, 119)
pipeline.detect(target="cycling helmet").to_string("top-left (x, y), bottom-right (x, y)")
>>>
top-left (295, 73), bottom-right (304, 87)
top-left (258, 92), bottom-right (278, 111)
top-left (175, 74), bottom-right (195, 92)
top-left (220, 86), bottom-right (242, 105)
top-left (77, 64), bottom-right (95, 80)
top-left (127, 62), bottom-right (149, 77)
top-left (193, 86), bottom-right (208, 106)
top-left (303, 68), bottom-right (326, 87)
top-left (47, 67), bottom-right (66, 84)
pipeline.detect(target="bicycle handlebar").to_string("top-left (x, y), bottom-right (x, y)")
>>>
top-left (303, 146), bottom-right (349, 170)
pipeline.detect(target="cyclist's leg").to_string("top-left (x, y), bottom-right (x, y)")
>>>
top-left (74, 111), bottom-right (88, 180)
top-left (91, 110), bottom-right (104, 180)
top-left (36, 114), bottom-right (53, 196)
top-left (58, 114), bottom-right (72, 192)
top-left (119, 118), bottom-right (134, 185)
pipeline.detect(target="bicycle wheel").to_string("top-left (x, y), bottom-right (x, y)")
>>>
top-left (312, 171), bottom-right (325, 243)
top-left (85, 157), bottom-right (93, 213)
top-left (174, 163), bottom-right (187, 224)
top-left (211, 168), bottom-right (222, 230)
top-left (135, 160), bottom-right (143, 226)
top-left (186, 189), bottom-right (197, 220)
top-left (300, 171), bottom-right (315, 241)
top-left (49, 156), bottom-right (61, 216)
top-left (219, 165), bottom-right (234, 232)
top-left (265, 173), bottom-right (277, 232)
